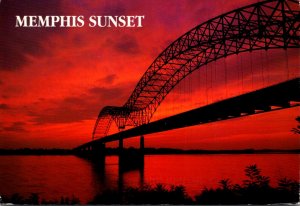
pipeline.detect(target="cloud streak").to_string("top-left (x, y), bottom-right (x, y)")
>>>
top-left (3, 122), bottom-right (27, 132)
top-left (0, 0), bottom-right (62, 70)
top-left (28, 82), bottom-right (134, 124)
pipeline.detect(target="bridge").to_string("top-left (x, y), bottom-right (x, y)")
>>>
top-left (74, 0), bottom-right (300, 163)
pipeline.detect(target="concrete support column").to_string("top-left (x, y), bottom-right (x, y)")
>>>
top-left (119, 138), bottom-right (123, 154)
top-left (140, 135), bottom-right (144, 151)
top-left (91, 142), bottom-right (106, 163)
top-left (100, 143), bottom-right (105, 152)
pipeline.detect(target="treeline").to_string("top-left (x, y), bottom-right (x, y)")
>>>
top-left (1, 147), bottom-right (299, 155)
top-left (1, 165), bottom-right (299, 204)
top-left (1, 194), bottom-right (80, 205)
top-left (139, 148), bottom-right (300, 154)
top-left (0, 148), bottom-right (72, 155)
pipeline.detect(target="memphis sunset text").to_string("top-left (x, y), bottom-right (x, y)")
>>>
top-left (15, 15), bottom-right (145, 28)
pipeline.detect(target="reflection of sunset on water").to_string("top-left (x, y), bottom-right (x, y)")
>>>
top-left (0, 154), bottom-right (298, 203)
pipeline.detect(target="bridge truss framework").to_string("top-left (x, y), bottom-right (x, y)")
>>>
top-left (92, 0), bottom-right (300, 140)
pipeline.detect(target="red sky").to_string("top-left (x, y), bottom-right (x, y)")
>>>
top-left (0, 0), bottom-right (299, 149)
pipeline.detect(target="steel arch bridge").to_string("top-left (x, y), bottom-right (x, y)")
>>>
top-left (92, 0), bottom-right (300, 140)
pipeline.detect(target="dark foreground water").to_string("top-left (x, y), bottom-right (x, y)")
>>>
top-left (0, 154), bottom-right (298, 203)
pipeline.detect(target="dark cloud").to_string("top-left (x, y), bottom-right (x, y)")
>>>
top-left (114, 35), bottom-right (140, 54)
top-left (100, 1), bottom-right (126, 16)
top-left (29, 82), bottom-right (135, 124)
top-left (1, 95), bottom-right (10, 99)
top-left (88, 86), bottom-right (126, 100)
top-left (0, 104), bottom-right (9, 110)
top-left (0, 0), bottom-right (62, 70)
top-left (98, 74), bottom-right (118, 85)
top-left (72, 34), bottom-right (87, 47)
top-left (3, 122), bottom-right (27, 132)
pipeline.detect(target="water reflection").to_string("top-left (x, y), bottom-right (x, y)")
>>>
top-left (83, 154), bottom-right (299, 201)
top-left (0, 154), bottom-right (298, 204)
top-left (78, 154), bottom-right (145, 195)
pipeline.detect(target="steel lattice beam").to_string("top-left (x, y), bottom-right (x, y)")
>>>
top-left (92, 0), bottom-right (300, 140)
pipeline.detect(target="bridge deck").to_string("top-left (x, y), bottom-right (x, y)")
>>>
top-left (75, 78), bottom-right (300, 151)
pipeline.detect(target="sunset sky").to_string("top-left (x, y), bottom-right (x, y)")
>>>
top-left (0, 0), bottom-right (299, 149)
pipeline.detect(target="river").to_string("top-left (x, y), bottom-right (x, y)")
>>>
top-left (0, 154), bottom-right (298, 203)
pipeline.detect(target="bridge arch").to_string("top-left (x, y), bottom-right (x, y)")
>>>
top-left (93, 0), bottom-right (300, 139)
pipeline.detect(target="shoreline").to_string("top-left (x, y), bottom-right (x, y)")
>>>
top-left (0, 148), bottom-right (299, 155)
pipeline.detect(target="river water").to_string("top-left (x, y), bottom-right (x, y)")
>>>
top-left (0, 154), bottom-right (298, 203)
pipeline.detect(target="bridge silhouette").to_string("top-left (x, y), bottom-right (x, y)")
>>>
top-left (74, 0), bottom-right (300, 165)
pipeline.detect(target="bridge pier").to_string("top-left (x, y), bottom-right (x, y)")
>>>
top-left (74, 142), bottom-right (106, 166)
top-left (118, 136), bottom-right (144, 172)
top-left (140, 135), bottom-right (144, 151)
top-left (119, 138), bottom-right (123, 154)
top-left (91, 142), bottom-right (106, 162)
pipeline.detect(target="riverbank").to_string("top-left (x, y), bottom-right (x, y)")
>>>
top-left (1, 165), bottom-right (298, 204)
top-left (0, 147), bottom-right (299, 155)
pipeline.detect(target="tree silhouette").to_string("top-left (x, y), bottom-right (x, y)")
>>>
top-left (243, 164), bottom-right (270, 189)
top-left (219, 179), bottom-right (232, 190)
top-left (291, 116), bottom-right (300, 134)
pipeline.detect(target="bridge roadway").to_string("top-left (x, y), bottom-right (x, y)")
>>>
top-left (74, 78), bottom-right (300, 151)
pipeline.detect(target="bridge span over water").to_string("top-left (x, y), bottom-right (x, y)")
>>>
top-left (75, 78), bottom-right (300, 151)
top-left (74, 0), bottom-right (300, 158)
